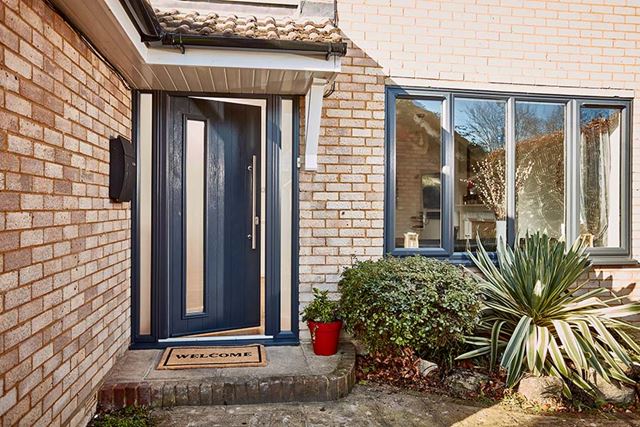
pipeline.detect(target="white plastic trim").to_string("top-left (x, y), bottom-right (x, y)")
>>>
top-left (304, 78), bottom-right (327, 171)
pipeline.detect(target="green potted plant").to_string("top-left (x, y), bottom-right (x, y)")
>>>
top-left (301, 288), bottom-right (342, 356)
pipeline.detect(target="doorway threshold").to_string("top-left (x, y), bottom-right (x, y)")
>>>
top-left (185, 325), bottom-right (265, 338)
top-left (159, 335), bottom-right (272, 343)
top-left (98, 343), bottom-right (355, 410)
top-left (130, 332), bottom-right (298, 350)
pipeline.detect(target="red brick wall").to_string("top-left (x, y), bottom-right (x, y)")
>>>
top-left (0, 0), bottom-right (132, 425)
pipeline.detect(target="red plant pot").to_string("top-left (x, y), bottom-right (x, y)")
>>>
top-left (308, 320), bottom-right (342, 356)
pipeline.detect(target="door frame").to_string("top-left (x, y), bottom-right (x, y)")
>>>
top-left (130, 90), bottom-right (300, 348)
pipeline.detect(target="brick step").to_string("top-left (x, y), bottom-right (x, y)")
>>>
top-left (98, 343), bottom-right (355, 410)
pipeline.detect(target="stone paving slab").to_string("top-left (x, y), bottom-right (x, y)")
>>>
top-left (98, 343), bottom-right (355, 410)
top-left (151, 384), bottom-right (640, 427)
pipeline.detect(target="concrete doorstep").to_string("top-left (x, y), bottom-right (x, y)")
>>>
top-left (97, 343), bottom-right (356, 410)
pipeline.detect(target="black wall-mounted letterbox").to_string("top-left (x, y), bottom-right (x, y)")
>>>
top-left (109, 136), bottom-right (135, 202)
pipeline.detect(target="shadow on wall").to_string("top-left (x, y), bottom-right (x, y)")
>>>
top-left (296, 32), bottom-right (640, 424)
top-left (589, 271), bottom-right (638, 323)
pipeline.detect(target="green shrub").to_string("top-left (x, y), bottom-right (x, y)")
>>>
top-left (301, 288), bottom-right (340, 323)
top-left (339, 256), bottom-right (480, 366)
top-left (458, 232), bottom-right (640, 398)
top-left (90, 407), bottom-right (152, 427)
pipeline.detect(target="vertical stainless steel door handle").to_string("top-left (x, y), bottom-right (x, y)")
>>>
top-left (249, 155), bottom-right (257, 250)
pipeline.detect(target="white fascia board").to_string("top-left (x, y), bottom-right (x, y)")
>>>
top-left (104, 0), bottom-right (341, 73)
top-left (146, 47), bottom-right (341, 73)
top-left (104, 0), bottom-right (149, 60)
top-left (304, 78), bottom-right (328, 171)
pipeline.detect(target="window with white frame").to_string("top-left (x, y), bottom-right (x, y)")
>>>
top-left (385, 87), bottom-right (631, 262)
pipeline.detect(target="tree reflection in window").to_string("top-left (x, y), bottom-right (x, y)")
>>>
top-left (515, 102), bottom-right (565, 241)
top-left (454, 98), bottom-right (506, 251)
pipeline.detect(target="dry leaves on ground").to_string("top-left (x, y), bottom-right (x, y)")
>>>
top-left (355, 348), bottom-right (506, 401)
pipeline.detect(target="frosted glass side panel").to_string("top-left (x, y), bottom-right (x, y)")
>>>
top-left (139, 93), bottom-right (153, 335)
top-left (185, 120), bottom-right (205, 314)
top-left (280, 100), bottom-right (293, 331)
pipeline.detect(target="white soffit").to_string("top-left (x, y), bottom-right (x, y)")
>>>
top-left (50, 0), bottom-right (341, 94)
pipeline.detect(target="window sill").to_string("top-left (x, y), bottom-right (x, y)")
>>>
top-left (589, 257), bottom-right (639, 267)
top-left (387, 250), bottom-right (638, 268)
top-left (387, 249), bottom-right (497, 267)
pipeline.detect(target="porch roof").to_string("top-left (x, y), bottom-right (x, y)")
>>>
top-left (50, 0), bottom-right (345, 94)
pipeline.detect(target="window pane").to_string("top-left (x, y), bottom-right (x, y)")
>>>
top-left (515, 101), bottom-right (565, 241)
top-left (579, 107), bottom-right (622, 248)
top-left (395, 99), bottom-right (442, 249)
top-left (454, 98), bottom-right (506, 252)
top-left (185, 119), bottom-right (205, 315)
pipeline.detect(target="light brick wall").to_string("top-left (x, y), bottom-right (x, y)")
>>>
top-left (298, 42), bottom-right (386, 339)
top-left (298, 0), bottom-right (640, 337)
top-left (0, 0), bottom-right (132, 425)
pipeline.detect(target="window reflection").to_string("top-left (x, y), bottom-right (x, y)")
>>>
top-left (454, 98), bottom-right (506, 251)
top-left (579, 107), bottom-right (622, 248)
top-left (515, 102), bottom-right (565, 241)
top-left (395, 99), bottom-right (442, 249)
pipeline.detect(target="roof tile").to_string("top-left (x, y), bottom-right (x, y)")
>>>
top-left (154, 9), bottom-right (342, 43)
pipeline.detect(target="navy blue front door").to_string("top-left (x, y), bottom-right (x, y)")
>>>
top-left (167, 97), bottom-right (261, 336)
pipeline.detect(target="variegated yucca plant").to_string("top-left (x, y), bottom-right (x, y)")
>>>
top-left (458, 232), bottom-right (640, 397)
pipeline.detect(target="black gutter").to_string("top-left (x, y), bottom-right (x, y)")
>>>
top-left (159, 32), bottom-right (347, 57)
top-left (119, 0), bottom-right (347, 57)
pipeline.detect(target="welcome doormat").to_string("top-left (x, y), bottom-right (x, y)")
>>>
top-left (157, 345), bottom-right (267, 369)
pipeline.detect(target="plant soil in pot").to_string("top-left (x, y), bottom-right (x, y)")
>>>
top-left (308, 320), bottom-right (342, 356)
top-left (302, 288), bottom-right (341, 356)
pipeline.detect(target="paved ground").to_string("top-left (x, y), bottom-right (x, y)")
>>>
top-left (107, 344), bottom-right (342, 382)
top-left (99, 344), bottom-right (355, 408)
top-left (151, 384), bottom-right (640, 426)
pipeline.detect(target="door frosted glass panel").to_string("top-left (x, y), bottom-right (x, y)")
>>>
top-left (579, 107), bottom-right (622, 248)
top-left (454, 98), bottom-right (506, 251)
top-left (515, 101), bottom-right (565, 241)
top-left (394, 99), bottom-right (442, 248)
top-left (185, 119), bottom-right (205, 314)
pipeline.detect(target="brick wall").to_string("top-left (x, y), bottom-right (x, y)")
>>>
top-left (298, 42), bottom-right (386, 339)
top-left (0, 0), bottom-right (132, 425)
top-left (298, 0), bottom-right (640, 337)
